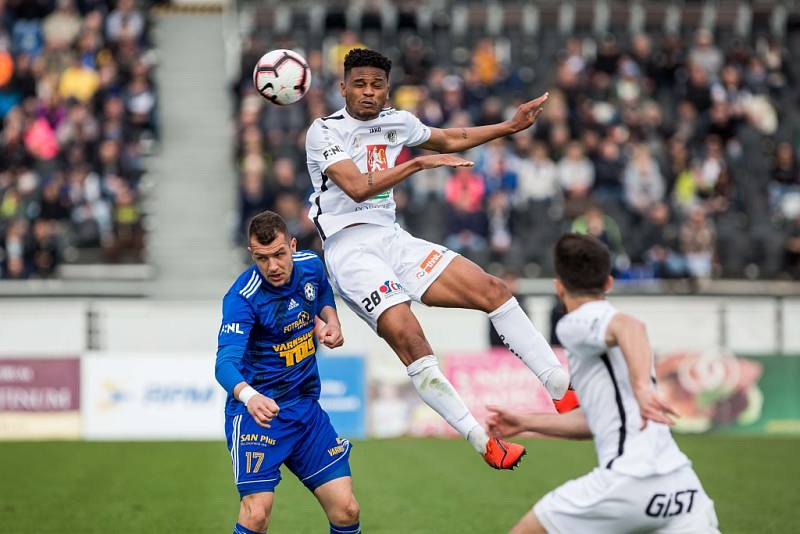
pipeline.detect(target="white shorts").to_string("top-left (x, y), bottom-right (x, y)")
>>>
top-left (323, 224), bottom-right (458, 331)
top-left (533, 465), bottom-right (719, 534)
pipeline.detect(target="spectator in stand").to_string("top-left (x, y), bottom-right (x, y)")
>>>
top-left (637, 202), bottom-right (684, 278)
top-left (688, 29), bottom-right (723, 77)
top-left (476, 138), bottom-right (518, 195)
top-left (515, 141), bottom-right (559, 207)
top-left (487, 190), bottom-right (513, 262)
top-left (557, 141), bottom-right (594, 207)
top-left (624, 144), bottom-right (665, 217)
top-left (592, 137), bottom-right (626, 201)
top-left (680, 205), bottom-right (716, 278)
top-left (571, 204), bottom-right (627, 273)
top-left (106, 0), bottom-right (146, 45)
top-left (769, 142), bottom-right (800, 218)
top-left (444, 165), bottom-right (487, 256)
top-left (399, 35), bottom-right (433, 85)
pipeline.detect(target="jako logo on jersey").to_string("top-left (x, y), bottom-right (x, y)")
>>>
top-left (304, 282), bottom-right (316, 301)
top-left (379, 280), bottom-right (403, 294)
top-left (366, 145), bottom-right (388, 172)
top-left (288, 298), bottom-right (300, 311)
top-left (220, 323), bottom-right (244, 335)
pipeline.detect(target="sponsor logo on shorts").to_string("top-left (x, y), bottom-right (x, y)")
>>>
top-left (240, 433), bottom-right (277, 446)
top-left (379, 280), bottom-right (403, 294)
top-left (327, 437), bottom-right (348, 456)
top-left (415, 250), bottom-right (444, 279)
top-left (645, 489), bottom-right (699, 518)
top-left (361, 280), bottom-right (404, 313)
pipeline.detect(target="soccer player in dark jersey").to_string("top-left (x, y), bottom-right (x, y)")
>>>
top-left (216, 211), bottom-right (360, 534)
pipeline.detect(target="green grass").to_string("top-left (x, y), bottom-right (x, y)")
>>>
top-left (0, 436), bottom-right (797, 533)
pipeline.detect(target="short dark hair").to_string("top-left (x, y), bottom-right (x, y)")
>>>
top-left (248, 211), bottom-right (289, 245)
top-left (343, 48), bottom-right (391, 77)
top-left (554, 233), bottom-right (612, 295)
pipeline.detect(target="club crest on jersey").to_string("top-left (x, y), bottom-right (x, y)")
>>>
top-left (384, 130), bottom-right (397, 144)
top-left (304, 282), bottom-right (316, 301)
top-left (366, 144), bottom-right (388, 172)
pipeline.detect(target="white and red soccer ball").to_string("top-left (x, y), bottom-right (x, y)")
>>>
top-left (252, 49), bottom-right (311, 106)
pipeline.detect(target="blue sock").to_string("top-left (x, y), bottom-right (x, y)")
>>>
top-left (330, 522), bottom-right (361, 534)
top-left (233, 523), bottom-right (262, 534)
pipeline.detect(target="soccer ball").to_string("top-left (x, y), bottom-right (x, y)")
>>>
top-left (252, 49), bottom-right (311, 106)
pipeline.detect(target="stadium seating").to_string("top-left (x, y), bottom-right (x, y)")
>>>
top-left (230, 1), bottom-right (798, 280)
top-left (0, 0), bottom-right (157, 279)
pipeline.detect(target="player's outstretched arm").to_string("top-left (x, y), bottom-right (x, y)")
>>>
top-left (325, 154), bottom-right (473, 203)
top-left (605, 314), bottom-right (678, 428)
top-left (486, 405), bottom-right (593, 440)
top-left (419, 92), bottom-right (549, 154)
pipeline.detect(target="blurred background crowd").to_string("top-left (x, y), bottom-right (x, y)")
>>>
top-left (232, 1), bottom-right (800, 281)
top-left (0, 0), bottom-right (158, 279)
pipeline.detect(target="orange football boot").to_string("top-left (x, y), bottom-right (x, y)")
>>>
top-left (553, 386), bottom-right (580, 413)
top-left (483, 438), bottom-right (526, 470)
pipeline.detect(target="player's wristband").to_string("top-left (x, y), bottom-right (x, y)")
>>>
top-left (238, 386), bottom-right (259, 406)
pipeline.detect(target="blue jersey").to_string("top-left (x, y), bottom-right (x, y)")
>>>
top-left (215, 251), bottom-right (336, 416)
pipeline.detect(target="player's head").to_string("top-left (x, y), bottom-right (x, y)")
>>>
top-left (553, 233), bottom-right (613, 302)
top-left (341, 48), bottom-right (391, 120)
top-left (248, 211), bottom-right (297, 287)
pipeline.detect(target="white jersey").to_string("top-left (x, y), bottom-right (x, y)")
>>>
top-left (556, 300), bottom-right (689, 478)
top-left (305, 106), bottom-right (431, 240)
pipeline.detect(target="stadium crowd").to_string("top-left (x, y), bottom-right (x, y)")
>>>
top-left (0, 0), bottom-right (157, 279)
top-left (233, 18), bottom-right (799, 281)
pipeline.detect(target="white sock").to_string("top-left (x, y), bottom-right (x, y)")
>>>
top-left (489, 297), bottom-right (570, 399)
top-left (407, 355), bottom-right (489, 454)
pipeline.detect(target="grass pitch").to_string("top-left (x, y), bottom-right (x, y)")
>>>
top-left (0, 435), bottom-right (796, 533)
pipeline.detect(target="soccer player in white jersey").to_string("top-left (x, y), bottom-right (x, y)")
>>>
top-left (305, 48), bottom-right (569, 469)
top-left (486, 233), bottom-right (720, 533)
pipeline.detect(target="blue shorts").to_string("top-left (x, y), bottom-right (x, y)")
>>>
top-left (225, 397), bottom-right (352, 498)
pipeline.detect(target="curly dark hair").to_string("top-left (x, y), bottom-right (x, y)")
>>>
top-left (343, 48), bottom-right (391, 77)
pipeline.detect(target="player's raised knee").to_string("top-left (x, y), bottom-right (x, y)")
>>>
top-left (328, 496), bottom-right (360, 526)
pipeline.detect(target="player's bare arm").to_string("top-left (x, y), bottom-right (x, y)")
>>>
top-left (486, 405), bottom-right (593, 440)
top-left (324, 154), bottom-right (473, 203)
top-left (315, 304), bottom-right (344, 349)
top-left (419, 92), bottom-right (549, 154)
top-left (605, 313), bottom-right (678, 428)
top-left (233, 381), bottom-right (280, 429)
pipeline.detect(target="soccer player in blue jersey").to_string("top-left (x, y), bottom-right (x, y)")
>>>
top-left (216, 211), bottom-right (361, 534)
